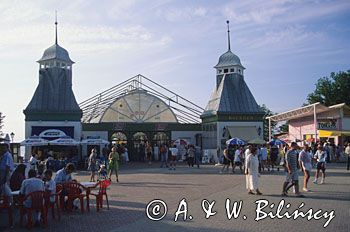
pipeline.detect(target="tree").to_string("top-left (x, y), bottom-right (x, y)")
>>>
top-left (307, 70), bottom-right (350, 106)
top-left (278, 122), bottom-right (289, 133)
top-left (0, 112), bottom-right (4, 137)
top-left (260, 104), bottom-right (277, 141)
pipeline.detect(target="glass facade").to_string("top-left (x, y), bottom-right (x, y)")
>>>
top-left (100, 90), bottom-right (177, 123)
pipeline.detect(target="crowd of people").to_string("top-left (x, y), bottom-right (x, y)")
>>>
top-left (0, 143), bottom-right (79, 227)
top-left (219, 141), bottom-right (350, 197)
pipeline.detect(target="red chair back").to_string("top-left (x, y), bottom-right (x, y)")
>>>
top-left (99, 179), bottom-right (110, 194)
top-left (24, 191), bottom-right (44, 210)
top-left (63, 182), bottom-right (84, 195)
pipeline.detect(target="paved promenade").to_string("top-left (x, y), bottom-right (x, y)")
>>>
top-left (1, 162), bottom-right (349, 232)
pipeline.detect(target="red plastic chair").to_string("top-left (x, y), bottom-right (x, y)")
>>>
top-left (63, 182), bottom-right (86, 213)
top-left (44, 184), bottom-right (63, 220)
top-left (0, 195), bottom-right (13, 228)
top-left (90, 179), bottom-right (110, 211)
top-left (19, 191), bottom-right (47, 229)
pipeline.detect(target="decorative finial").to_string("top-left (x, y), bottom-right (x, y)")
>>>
top-left (55, 11), bottom-right (58, 45)
top-left (226, 20), bottom-right (231, 51)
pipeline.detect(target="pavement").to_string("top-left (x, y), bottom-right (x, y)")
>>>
top-left (0, 162), bottom-right (349, 232)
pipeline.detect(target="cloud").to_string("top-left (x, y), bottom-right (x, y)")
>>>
top-left (244, 25), bottom-right (324, 53)
top-left (160, 6), bottom-right (208, 22)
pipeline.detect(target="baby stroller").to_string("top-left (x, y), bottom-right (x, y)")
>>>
top-left (97, 160), bottom-right (108, 180)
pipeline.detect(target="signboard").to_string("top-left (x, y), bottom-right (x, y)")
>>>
top-left (32, 126), bottom-right (74, 139)
top-left (39, 129), bottom-right (66, 138)
top-left (317, 119), bottom-right (338, 130)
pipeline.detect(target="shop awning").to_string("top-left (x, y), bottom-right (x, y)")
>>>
top-left (227, 126), bottom-right (260, 141)
top-left (319, 130), bottom-right (350, 137)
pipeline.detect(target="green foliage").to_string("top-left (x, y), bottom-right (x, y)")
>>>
top-left (307, 70), bottom-right (350, 106)
top-left (278, 122), bottom-right (289, 133)
top-left (260, 104), bottom-right (276, 141)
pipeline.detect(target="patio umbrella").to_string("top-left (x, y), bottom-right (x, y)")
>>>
top-left (226, 138), bottom-right (246, 146)
top-left (247, 138), bottom-right (266, 145)
top-left (20, 136), bottom-right (49, 146)
top-left (269, 139), bottom-right (286, 146)
top-left (49, 136), bottom-right (80, 146)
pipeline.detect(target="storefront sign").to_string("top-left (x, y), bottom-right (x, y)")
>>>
top-left (39, 129), bottom-right (67, 138)
top-left (317, 119), bottom-right (338, 130)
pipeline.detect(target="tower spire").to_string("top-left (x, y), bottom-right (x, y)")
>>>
top-left (226, 20), bottom-right (231, 51)
top-left (55, 11), bottom-right (58, 45)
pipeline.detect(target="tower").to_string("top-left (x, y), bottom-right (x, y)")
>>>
top-left (23, 15), bottom-right (82, 155)
top-left (201, 21), bottom-right (265, 154)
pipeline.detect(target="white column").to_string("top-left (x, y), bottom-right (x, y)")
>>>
top-left (314, 104), bottom-right (317, 141)
top-left (268, 118), bottom-right (271, 141)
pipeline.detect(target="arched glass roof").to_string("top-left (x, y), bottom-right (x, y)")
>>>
top-left (80, 74), bottom-right (204, 124)
top-left (100, 89), bottom-right (177, 123)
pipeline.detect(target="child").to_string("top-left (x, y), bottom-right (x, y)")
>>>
top-left (43, 169), bottom-right (56, 204)
top-left (98, 164), bottom-right (108, 180)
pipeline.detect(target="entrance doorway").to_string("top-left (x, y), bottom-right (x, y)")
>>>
top-left (131, 132), bottom-right (148, 161)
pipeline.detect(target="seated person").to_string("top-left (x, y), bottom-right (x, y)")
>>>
top-left (43, 169), bottom-right (56, 203)
top-left (20, 169), bottom-right (45, 206)
top-left (19, 169), bottom-right (45, 226)
top-left (54, 163), bottom-right (75, 184)
top-left (37, 164), bottom-right (46, 179)
top-left (10, 163), bottom-right (27, 191)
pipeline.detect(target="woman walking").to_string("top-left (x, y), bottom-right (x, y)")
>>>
top-left (88, 148), bottom-right (97, 182)
top-left (299, 144), bottom-right (312, 192)
top-left (313, 145), bottom-right (326, 184)
top-left (108, 146), bottom-right (120, 182)
top-left (187, 145), bottom-right (195, 167)
top-left (245, 147), bottom-right (262, 195)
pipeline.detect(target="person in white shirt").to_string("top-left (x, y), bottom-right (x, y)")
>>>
top-left (168, 145), bottom-right (178, 170)
top-left (260, 144), bottom-right (268, 172)
top-left (29, 153), bottom-right (38, 170)
top-left (232, 147), bottom-right (243, 173)
top-left (345, 144), bottom-right (350, 170)
top-left (313, 145), bottom-right (326, 184)
top-left (299, 144), bottom-right (313, 192)
top-left (43, 169), bottom-right (56, 203)
top-left (245, 147), bottom-right (262, 195)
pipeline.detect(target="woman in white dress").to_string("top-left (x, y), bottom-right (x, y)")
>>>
top-left (245, 147), bottom-right (262, 195)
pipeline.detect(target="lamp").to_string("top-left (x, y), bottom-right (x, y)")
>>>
top-left (10, 132), bottom-right (15, 143)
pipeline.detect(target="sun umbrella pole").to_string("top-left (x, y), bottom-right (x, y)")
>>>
top-left (268, 117), bottom-right (271, 141)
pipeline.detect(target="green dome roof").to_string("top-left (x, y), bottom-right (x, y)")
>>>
top-left (37, 44), bottom-right (74, 64)
top-left (214, 50), bottom-right (243, 68)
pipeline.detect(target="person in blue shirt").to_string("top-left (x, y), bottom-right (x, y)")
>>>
top-left (0, 143), bottom-right (14, 200)
top-left (54, 163), bottom-right (75, 184)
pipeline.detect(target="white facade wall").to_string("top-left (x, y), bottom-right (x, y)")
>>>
top-left (24, 121), bottom-right (82, 160)
top-left (171, 131), bottom-right (201, 145)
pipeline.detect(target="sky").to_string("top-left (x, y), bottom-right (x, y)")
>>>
top-left (0, 0), bottom-right (349, 141)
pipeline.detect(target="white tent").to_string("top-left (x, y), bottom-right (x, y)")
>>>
top-left (20, 136), bottom-right (49, 146)
top-left (49, 136), bottom-right (80, 146)
top-left (81, 138), bottom-right (109, 145)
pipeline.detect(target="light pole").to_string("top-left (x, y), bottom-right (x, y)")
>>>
top-left (10, 132), bottom-right (15, 143)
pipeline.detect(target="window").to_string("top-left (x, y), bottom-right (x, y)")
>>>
top-left (230, 68), bottom-right (234, 72)
top-left (238, 69), bottom-right (241, 73)
top-left (224, 69), bottom-right (228, 73)
top-left (218, 69), bottom-right (222, 74)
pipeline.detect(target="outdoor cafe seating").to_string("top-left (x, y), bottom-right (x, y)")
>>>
top-left (0, 179), bottom-right (110, 230)
top-left (19, 190), bottom-right (47, 229)
top-left (0, 195), bottom-right (13, 228)
top-left (45, 184), bottom-right (63, 220)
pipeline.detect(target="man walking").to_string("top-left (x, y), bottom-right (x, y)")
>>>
top-left (282, 142), bottom-right (304, 197)
top-left (345, 143), bottom-right (350, 170)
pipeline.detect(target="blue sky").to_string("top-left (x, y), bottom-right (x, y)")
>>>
top-left (0, 0), bottom-right (349, 141)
